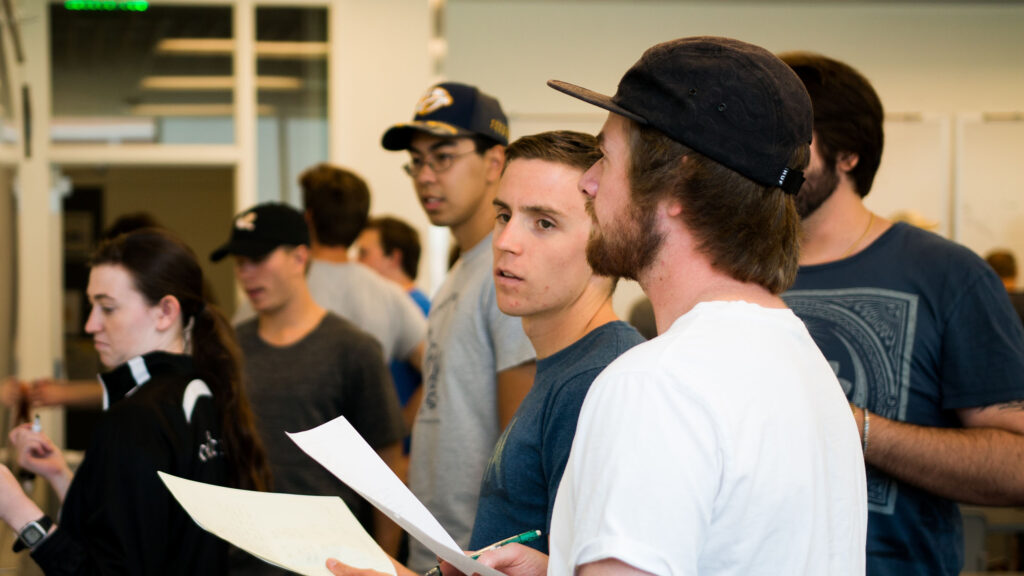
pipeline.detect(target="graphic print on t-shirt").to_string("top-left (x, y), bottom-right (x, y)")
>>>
top-left (784, 287), bottom-right (918, 515)
top-left (480, 414), bottom-right (515, 497)
top-left (420, 290), bottom-right (458, 417)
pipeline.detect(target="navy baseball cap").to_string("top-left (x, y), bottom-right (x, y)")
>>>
top-left (381, 82), bottom-right (510, 150)
top-left (210, 203), bottom-right (309, 262)
top-left (548, 36), bottom-right (812, 194)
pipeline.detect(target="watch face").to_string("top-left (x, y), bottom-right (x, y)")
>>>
top-left (21, 524), bottom-right (46, 546)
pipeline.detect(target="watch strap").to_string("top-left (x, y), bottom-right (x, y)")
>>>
top-left (12, 515), bottom-right (53, 553)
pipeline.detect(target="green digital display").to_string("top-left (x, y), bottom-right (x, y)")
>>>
top-left (64, 1), bottom-right (149, 11)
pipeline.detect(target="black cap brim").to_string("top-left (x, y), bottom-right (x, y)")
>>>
top-left (381, 121), bottom-right (474, 151)
top-left (210, 240), bottom-right (276, 263)
top-left (547, 80), bottom-right (648, 125)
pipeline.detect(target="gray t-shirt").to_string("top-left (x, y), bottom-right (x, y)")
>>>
top-left (407, 234), bottom-right (536, 571)
top-left (235, 260), bottom-right (427, 362)
top-left (236, 313), bottom-right (405, 524)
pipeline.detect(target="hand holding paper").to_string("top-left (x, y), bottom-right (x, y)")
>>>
top-left (288, 416), bottom-right (506, 576)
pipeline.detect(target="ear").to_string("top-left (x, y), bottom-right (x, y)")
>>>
top-left (386, 248), bottom-right (404, 269)
top-left (153, 295), bottom-right (182, 332)
top-left (484, 145), bottom-right (506, 183)
top-left (291, 244), bottom-right (311, 270)
top-left (663, 196), bottom-right (684, 218)
top-left (836, 151), bottom-right (860, 173)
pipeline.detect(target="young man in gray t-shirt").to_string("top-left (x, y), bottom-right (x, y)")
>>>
top-left (211, 202), bottom-right (406, 572)
top-left (381, 82), bottom-right (536, 570)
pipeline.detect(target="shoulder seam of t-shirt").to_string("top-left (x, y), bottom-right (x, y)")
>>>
top-left (937, 260), bottom-right (1000, 335)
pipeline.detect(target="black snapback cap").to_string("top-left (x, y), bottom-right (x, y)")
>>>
top-left (382, 82), bottom-right (510, 151)
top-left (210, 202), bottom-right (309, 262)
top-left (548, 36), bottom-right (812, 194)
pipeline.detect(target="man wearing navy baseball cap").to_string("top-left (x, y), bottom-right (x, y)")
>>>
top-left (449, 37), bottom-right (867, 576)
top-left (382, 83), bottom-right (535, 571)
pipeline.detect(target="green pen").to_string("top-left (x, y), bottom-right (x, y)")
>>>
top-left (423, 529), bottom-right (543, 576)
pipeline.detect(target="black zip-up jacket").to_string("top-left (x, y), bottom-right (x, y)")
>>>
top-left (31, 352), bottom-right (228, 575)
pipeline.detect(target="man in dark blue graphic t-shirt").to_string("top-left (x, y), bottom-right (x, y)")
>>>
top-left (469, 131), bottom-right (644, 553)
top-left (780, 52), bottom-right (1024, 576)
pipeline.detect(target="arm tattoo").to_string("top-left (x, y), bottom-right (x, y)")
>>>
top-left (979, 400), bottom-right (1024, 412)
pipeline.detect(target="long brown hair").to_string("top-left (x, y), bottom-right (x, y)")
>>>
top-left (92, 228), bottom-right (271, 491)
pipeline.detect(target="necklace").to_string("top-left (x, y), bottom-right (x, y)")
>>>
top-left (841, 212), bottom-right (875, 259)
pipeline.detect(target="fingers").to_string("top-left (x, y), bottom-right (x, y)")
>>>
top-left (439, 560), bottom-right (466, 576)
top-left (325, 558), bottom-right (394, 576)
top-left (0, 378), bottom-right (25, 406)
top-left (27, 379), bottom-right (65, 406)
top-left (326, 558), bottom-right (350, 576)
top-left (9, 427), bottom-right (55, 461)
top-left (474, 544), bottom-right (548, 576)
top-left (8, 423), bottom-right (33, 444)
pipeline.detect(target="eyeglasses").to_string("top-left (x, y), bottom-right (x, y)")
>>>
top-left (403, 149), bottom-right (477, 177)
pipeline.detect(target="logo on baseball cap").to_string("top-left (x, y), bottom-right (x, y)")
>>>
top-left (210, 202), bottom-right (309, 262)
top-left (382, 82), bottom-right (509, 151)
top-left (548, 36), bottom-right (812, 194)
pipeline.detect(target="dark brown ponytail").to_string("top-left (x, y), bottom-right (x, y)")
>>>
top-left (92, 228), bottom-right (271, 491)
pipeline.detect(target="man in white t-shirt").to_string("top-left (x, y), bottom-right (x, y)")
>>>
top-left (467, 36), bottom-right (867, 576)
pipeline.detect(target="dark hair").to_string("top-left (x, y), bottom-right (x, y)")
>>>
top-left (504, 130), bottom-right (619, 294)
top-left (504, 130), bottom-right (602, 173)
top-left (91, 229), bottom-right (271, 491)
top-left (102, 212), bottom-right (162, 241)
top-left (471, 133), bottom-right (503, 154)
top-left (300, 163), bottom-right (371, 248)
top-left (627, 120), bottom-right (808, 294)
top-left (364, 216), bottom-right (422, 281)
top-left (986, 249), bottom-right (1018, 280)
top-left (780, 52), bottom-right (884, 198)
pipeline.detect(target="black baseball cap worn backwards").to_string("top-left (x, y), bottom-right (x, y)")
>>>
top-left (548, 36), bottom-right (812, 194)
top-left (381, 82), bottom-right (510, 151)
top-left (210, 202), bottom-right (310, 262)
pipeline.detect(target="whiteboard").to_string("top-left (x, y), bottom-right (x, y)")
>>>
top-left (954, 115), bottom-right (1024, 265)
top-left (866, 115), bottom-right (953, 238)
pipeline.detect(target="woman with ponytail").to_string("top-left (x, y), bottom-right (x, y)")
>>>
top-left (0, 228), bottom-right (270, 575)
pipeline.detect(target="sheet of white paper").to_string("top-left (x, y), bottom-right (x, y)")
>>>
top-left (158, 472), bottom-right (396, 576)
top-left (288, 417), bottom-right (506, 576)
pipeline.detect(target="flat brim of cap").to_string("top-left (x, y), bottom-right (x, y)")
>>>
top-left (381, 121), bottom-right (473, 151)
top-left (547, 80), bottom-right (647, 125)
top-left (210, 240), bottom-right (276, 263)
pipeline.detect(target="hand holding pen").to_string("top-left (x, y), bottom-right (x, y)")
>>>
top-left (324, 531), bottom-right (545, 576)
top-left (16, 415), bottom-right (41, 491)
top-left (8, 418), bottom-right (74, 500)
top-left (424, 530), bottom-right (542, 576)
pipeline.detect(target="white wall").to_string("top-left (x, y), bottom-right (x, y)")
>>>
top-left (447, 2), bottom-right (1024, 115)
top-left (328, 0), bottom-right (441, 292)
top-left (445, 1), bottom-right (1024, 314)
top-left (0, 167), bottom-right (13, 378)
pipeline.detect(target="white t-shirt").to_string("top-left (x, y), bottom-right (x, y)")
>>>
top-left (235, 259), bottom-right (427, 362)
top-left (549, 301), bottom-right (866, 576)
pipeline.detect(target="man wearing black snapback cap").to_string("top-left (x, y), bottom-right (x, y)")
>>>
top-left (212, 203), bottom-right (406, 571)
top-left (455, 37), bottom-right (866, 576)
top-left (381, 83), bottom-right (535, 571)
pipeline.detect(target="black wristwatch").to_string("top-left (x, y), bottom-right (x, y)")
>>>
top-left (12, 516), bottom-right (53, 553)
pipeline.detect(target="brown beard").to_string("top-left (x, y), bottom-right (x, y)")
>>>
top-left (794, 163), bottom-right (840, 218)
top-left (585, 196), bottom-right (663, 281)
